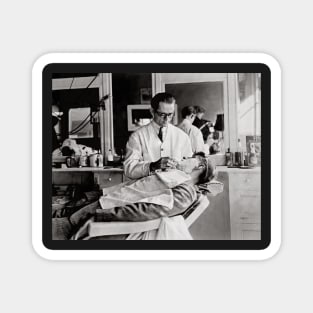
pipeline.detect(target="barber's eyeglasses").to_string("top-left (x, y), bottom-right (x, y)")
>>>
top-left (155, 111), bottom-right (175, 119)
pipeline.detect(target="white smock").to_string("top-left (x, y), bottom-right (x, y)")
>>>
top-left (123, 121), bottom-right (193, 179)
top-left (178, 119), bottom-right (205, 153)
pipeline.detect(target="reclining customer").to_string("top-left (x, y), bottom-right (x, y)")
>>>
top-left (52, 155), bottom-right (217, 240)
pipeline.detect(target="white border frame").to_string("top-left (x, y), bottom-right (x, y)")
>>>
top-left (32, 52), bottom-right (281, 261)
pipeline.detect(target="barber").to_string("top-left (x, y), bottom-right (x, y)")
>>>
top-left (124, 92), bottom-right (193, 179)
top-left (193, 106), bottom-right (212, 142)
top-left (178, 105), bottom-right (205, 154)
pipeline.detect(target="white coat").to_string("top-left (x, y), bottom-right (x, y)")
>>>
top-left (178, 119), bottom-right (205, 153)
top-left (124, 121), bottom-right (193, 179)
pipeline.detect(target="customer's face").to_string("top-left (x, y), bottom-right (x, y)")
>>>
top-left (153, 101), bottom-right (175, 127)
top-left (197, 112), bottom-right (204, 119)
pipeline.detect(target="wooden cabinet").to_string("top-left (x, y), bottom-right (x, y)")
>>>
top-left (52, 167), bottom-right (124, 190)
top-left (228, 169), bottom-right (261, 240)
top-left (93, 170), bottom-right (124, 189)
top-left (190, 166), bottom-right (261, 240)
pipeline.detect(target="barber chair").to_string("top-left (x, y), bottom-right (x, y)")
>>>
top-left (75, 194), bottom-right (209, 240)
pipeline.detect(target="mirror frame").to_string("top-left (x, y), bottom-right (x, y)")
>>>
top-left (52, 74), bottom-right (113, 160)
top-left (152, 73), bottom-right (240, 152)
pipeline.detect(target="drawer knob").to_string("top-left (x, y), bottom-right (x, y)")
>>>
top-left (108, 177), bottom-right (112, 181)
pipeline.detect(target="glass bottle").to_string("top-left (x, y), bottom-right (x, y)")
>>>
top-left (97, 150), bottom-right (103, 167)
top-left (226, 148), bottom-right (232, 166)
top-left (107, 148), bottom-right (113, 166)
top-left (235, 139), bottom-right (244, 166)
top-left (120, 148), bottom-right (125, 163)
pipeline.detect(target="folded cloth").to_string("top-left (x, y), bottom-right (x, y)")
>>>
top-left (156, 216), bottom-right (193, 240)
top-left (126, 216), bottom-right (193, 240)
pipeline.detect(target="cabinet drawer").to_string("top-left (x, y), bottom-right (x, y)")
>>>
top-left (52, 172), bottom-right (93, 186)
top-left (240, 191), bottom-right (261, 221)
top-left (94, 172), bottom-right (123, 188)
top-left (232, 223), bottom-right (261, 240)
top-left (231, 190), bottom-right (261, 223)
top-left (230, 173), bottom-right (261, 191)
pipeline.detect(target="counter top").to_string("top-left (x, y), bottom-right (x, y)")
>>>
top-left (216, 165), bottom-right (261, 173)
top-left (53, 165), bottom-right (260, 174)
top-left (52, 166), bottom-right (124, 173)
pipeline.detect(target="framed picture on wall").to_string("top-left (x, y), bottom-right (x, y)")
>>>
top-left (140, 88), bottom-right (152, 104)
top-left (127, 104), bottom-right (152, 131)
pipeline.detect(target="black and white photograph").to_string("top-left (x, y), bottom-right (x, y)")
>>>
top-left (49, 70), bottom-right (265, 244)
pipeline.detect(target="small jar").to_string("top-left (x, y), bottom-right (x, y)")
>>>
top-left (79, 155), bottom-right (89, 167)
top-left (66, 156), bottom-right (77, 168)
top-left (234, 152), bottom-right (241, 166)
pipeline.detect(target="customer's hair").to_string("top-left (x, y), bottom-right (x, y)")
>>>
top-left (197, 155), bottom-right (217, 184)
top-left (151, 92), bottom-right (175, 111)
top-left (194, 106), bottom-right (206, 114)
top-left (181, 106), bottom-right (196, 118)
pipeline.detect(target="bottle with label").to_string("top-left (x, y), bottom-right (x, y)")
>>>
top-left (107, 148), bottom-right (114, 166)
top-left (239, 139), bottom-right (245, 166)
top-left (249, 143), bottom-right (258, 166)
top-left (225, 148), bottom-right (232, 166)
top-left (235, 138), bottom-right (244, 166)
top-left (97, 150), bottom-right (103, 167)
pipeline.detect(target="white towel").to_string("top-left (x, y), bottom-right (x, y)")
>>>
top-left (99, 170), bottom-right (191, 211)
top-left (126, 216), bottom-right (193, 240)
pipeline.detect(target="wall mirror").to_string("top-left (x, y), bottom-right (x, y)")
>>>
top-left (153, 73), bottom-right (231, 153)
top-left (153, 72), bottom-right (261, 156)
top-left (237, 73), bottom-right (261, 162)
top-left (164, 81), bottom-right (224, 125)
top-left (52, 74), bottom-right (112, 156)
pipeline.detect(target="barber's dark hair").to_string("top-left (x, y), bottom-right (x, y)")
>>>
top-left (151, 92), bottom-right (175, 111)
top-left (181, 106), bottom-right (196, 119)
top-left (194, 106), bottom-right (206, 114)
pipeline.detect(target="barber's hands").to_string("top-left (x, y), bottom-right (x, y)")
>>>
top-left (150, 157), bottom-right (177, 172)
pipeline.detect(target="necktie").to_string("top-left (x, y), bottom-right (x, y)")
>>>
top-left (158, 127), bottom-right (163, 142)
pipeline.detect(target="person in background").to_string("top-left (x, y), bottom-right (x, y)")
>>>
top-left (52, 104), bottom-right (62, 151)
top-left (124, 92), bottom-right (193, 179)
top-left (178, 106), bottom-right (205, 154)
top-left (192, 106), bottom-right (212, 143)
